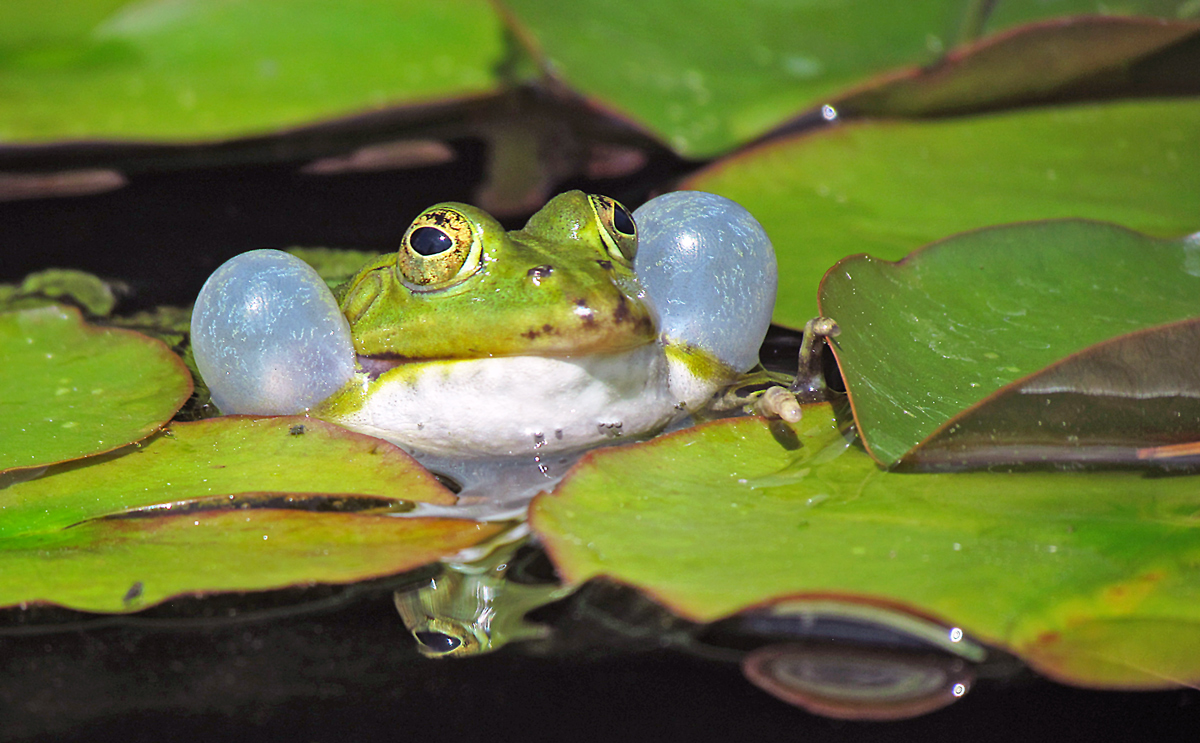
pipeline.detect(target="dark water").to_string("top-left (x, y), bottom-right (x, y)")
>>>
top-left (2, 151), bottom-right (1198, 743)
top-left (2, 584), bottom-right (1198, 743)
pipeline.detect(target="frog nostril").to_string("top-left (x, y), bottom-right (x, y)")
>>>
top-left (527, 265), bottom-right (554, 285)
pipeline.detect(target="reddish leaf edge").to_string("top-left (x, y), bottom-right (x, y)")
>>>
top-left (815, 218), bottom-right (1189, 469)
top-left (0, 305), bottom-right (194, 476)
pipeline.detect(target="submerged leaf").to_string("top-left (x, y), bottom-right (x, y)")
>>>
top-left (818, 220), bottom-right (1200, 467)
top-left (531, 410), bottom-right (1200, 689)
top-left (0, 269), bottom-right (117, 316)
top-left (0, 305), bottom-right (192, 473)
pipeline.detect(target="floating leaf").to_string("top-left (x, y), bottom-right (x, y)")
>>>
top-left (833, 17), bottom-right (1200, 118)
top-left (497, 1), bottom-right (1194, 157)
top-left (0, 305), bottom-right (192, 473)
top-left (983, 1), bottom-right (1200, 32)
top-left (818, 220), bottom-right (1200, 467)
top-left (0, 0), bottom-right (507, 144)
top-left (0, 509), bottom-right (504, 613)
top-left (685, 98), bottom-right (1200, 326)
top-left (0, 416), bottom-right (456, 537)
top-left (904, 318), bottom-right (1200, 469)
top-left (0, 414), bottom-right (491, 613)
top-left (531, 409), bottom-right (1200, 689)
top-left (499, 0), bottom-right (960, 157)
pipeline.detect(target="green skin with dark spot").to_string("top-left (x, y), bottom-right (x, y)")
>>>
top-left (336, 191), bottom-right (657, 362)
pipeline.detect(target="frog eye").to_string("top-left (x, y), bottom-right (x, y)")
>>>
top-left (588, 194), bottom-right (638, 263)
top-left (397, 206), bottom-right (482, 287)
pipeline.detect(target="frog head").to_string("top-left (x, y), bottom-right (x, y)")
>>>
top-left (337, 190), bottom-right (657, 364)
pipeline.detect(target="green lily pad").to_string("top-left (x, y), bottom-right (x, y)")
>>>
top-left (685, 98), bottom-right (1200, 326)
top-left (818, 220), bottom-right (1200, 468)
top-left (497, 1), bottom-right (1193, 157)
top-left (499, 0), bottom-right (960, 157)
top-left (0, 305), bottom-right (192, 473)
top-left (0, 509), bottom-right (505, 613)
top-left (904, 317), bottom-right (1200, 469)
top-left (0, 416), bottom-right (456, 538)
top-left (0, 0), bottom-right (507, 143)
top-left (984, 1), bottom-right (1200, 31)
top-left (833, 17), bottom-right (1200, 118)
top-left (0, 414), bottom-right (491, 613)
top-left (530, 408), bottom-right (1200, 689)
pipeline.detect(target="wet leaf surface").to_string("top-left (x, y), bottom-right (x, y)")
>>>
top-left (0, 416), bottom-right (456, 537)
top-left (832, 17), bottom-right (1200, 117)
top-left (0, 414), bottom-right (493, 613)
top-left (497, 2), bottom-right (1194, 157)
top-left (498, 0), bottom-right (961, 156)
top-left (530, 408), bottom-right (1200, 689)
top-left (0, 305), bottom-right (192, 473)
top-left (686, 98), bottom-right (1200, 326)
top-left (0, 0), bottom-right (508, 143)
top-left (983, 0), bottom-right (1199, 31)
top-left (818, 220), bottom-right (1200, 467)
top-left (0, 509), bottom-right (503, 613)
top-left (902, 318), bottom-right (1200, 469)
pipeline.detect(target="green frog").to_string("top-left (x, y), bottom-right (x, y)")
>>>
top-left (190, 190), bottom-right (801, 458)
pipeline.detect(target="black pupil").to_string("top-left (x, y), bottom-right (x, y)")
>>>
top-left (411, 226), bottom-right (453, 256)
top-left (613, 204), bottom-right (635, 235)
top-left (415, 631), bottom-right (462, 653)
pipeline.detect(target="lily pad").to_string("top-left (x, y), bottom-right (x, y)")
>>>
top-left (0, 416), bottom-right (456, 538)
top-left (904, 317), bottom-right (1200, 469)
top-left (530, 408), bottom-right (1200, 689)
top-left (832, 16), bottom-right (1200, 117)
top-left (0, 0), bottom-right (507, 143)
top-left (0, 414), bottom-right (494, 613)
top-left (498, 0), bottom-right (961, 157)
top-left (818, 220), bottom-right (1200, 467)
top-left (0, 305), bottom-right (192, 473)
top-left (0, 509), bottom-right (504, 613)
top-left (497, 1), bottom-right (1194, 157)
top-left (686, 98), bottom-right (1200, 325)
top-left (984, 0), bottom-right (1200, 31)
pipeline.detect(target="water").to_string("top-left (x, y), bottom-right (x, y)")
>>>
top-left (2, 147), bottom-right (1197, 742)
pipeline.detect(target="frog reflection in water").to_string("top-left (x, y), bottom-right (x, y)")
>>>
top-left (190, 190), bottom-right (802, 458)
top-left (393, 535), bottom-right (571, 658)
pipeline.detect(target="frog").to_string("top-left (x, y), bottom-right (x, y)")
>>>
top-left (189, 190), bottom-right (802, 459)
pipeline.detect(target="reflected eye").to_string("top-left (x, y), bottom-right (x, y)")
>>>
top-left (588, 194), bottom-right (638, 264)
top-left (397, 206), bottom-right (482, 287)
top-left (414, 631), bottom-right (462, 655)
